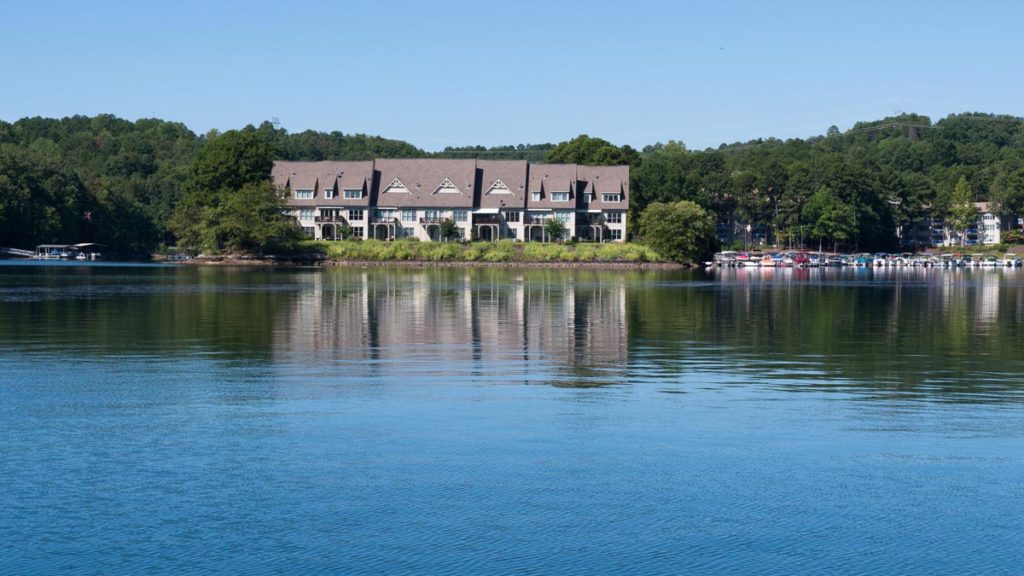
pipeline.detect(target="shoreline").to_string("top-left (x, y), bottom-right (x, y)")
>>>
top-left (183, 256), bottom-right (687, 270)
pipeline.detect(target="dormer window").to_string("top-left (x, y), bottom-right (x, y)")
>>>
top-left (551, 192), bottom-right (570, 202)
top-left (531, 192), bottom-right (542, 201)
top-left (294, 189), bottom-right (314, 199)
top-left (324, 188), bottom-right (336, 199)
top-left (343, 189), bottom-right (362, 199)
top-left (602, 193), bottom-right (622, 203)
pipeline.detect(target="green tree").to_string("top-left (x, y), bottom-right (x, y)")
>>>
top-left (545, 135), bottom-right (640, 166)
top-left (949, 176), bottom-right (977, 245)
top-left (215, 182), bottom-right (301, 253)
top-left (637, 200), bottom-right (716, 263)
top-left (543, 218), bottom-right (568, 242)
top-left (992, 167), bottom-right (1024, 222)
top-left (439, 218), bottom-right (461, 242)
top-left (170, 128), bottom-right (296, 253)
top-left (804, 186), bottom-right (856, 252)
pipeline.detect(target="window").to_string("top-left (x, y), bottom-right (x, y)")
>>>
top-left (453, 210), bottom-right (468, 222)
top-left (602, 193), bottom-right (622, 203)
top-left (425, 210), bottom-right (443, 222)
top-left (402, 209), bottom-right (417, 222)
top-left (606, 212), bottom-right (622, 224)
top-left (582, 193), bottom-right (591, 204)
top-left (554, 210), bottom-right (572, 223)
top-left (301, 226), bottom-right (315, 238)
top-left (324, 188), bottom-right (336, 199)
top-left (402, 227), bottom-right (414, 237)
top-left (299, 209), bottom-right (315, 221)
top-left (531, 192), bottom-right (542, 201)
top-left (504, 211), bottom-right (520, 223)
top-left (344, 189), bottom-right (362, 199)
top-left (551, 192), bottom-right (570, 202)
top-left (351, 226), bottom-right (364, 239)
top-left (348, 209), bottom-right (364, 221)
top-left (294, 189), bottom-right (314, 200)
top-left (608, 229), bottom-right (622, 241)
top-left (375, 209), bottom-right (396, 221)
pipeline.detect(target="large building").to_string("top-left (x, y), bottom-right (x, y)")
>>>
top-left (272, 159), bottom-right (629, 242)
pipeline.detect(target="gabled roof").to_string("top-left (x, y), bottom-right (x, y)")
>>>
top-left (274, 161), bottom-right (373, 206)
top-left (527, 164), bottom-right (577, 210)
top-left (373, 159), bottom-right (476, 208)
top-left (576, 165), bottom-right (629, 210)
top-left (478, 160), bottom-right (527, 210)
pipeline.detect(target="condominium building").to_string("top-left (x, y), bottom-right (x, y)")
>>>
top-left (271, 159), bottom-right (629, 242)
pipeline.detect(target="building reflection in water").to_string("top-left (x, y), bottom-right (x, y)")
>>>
top-left (274, 270), bottom-right (629, 387)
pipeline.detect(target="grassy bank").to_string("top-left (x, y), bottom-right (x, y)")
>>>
top-left (297, 239), bottom-right (664, 263)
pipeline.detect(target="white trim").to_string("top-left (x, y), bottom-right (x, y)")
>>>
top-left (485, 179), bottom-right (512, 194)
top-left (383, 178), bottom-right (410, 194)
top-left (475, 208), bottom-right (500, 214)
top-left (433, 177), bottom-right (462, 195)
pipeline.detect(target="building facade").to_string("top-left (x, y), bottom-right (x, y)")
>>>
top-left (272, 159), bottom-right (629, 242)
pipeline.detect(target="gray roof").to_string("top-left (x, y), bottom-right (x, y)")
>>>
top-left (274, 161), bottom-right (373, 207)
top-left (272, 159), bottom-right (629, 213)
top-left (527, 164), bottom-right (577, 210)
top-left (576, 165), bottom-right (629, 210)
top-left (477, 160), bottom-right (528, 210)
top-left (373, 159), bottom-right (477, 209)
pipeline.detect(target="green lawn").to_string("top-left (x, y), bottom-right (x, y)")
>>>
top-left (298, 239), bottom-right (664, 263)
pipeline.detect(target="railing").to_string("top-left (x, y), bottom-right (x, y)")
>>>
top-left (473, 214), bottom-right (502, 225)
top-left (369, 216), bottom-right (398, 224)
top-left (523, 215), bottom-right (550, 225)
top-left (315, 216), bottom-right (348, 223)
top-left (420, 216), bottom-right (447, 225)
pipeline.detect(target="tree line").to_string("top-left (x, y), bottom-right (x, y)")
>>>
top-left (2, 112), bottom-right (1023, 256)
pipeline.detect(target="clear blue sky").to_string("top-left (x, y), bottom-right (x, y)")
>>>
top-left (3, 0), bottom-right (1021, 151)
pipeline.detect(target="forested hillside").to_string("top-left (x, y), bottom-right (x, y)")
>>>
top-left (1, 113), bottom-right (1022, 253)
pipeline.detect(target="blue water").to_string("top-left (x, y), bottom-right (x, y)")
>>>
top-left (1, 264), bottom-right (1022, 574)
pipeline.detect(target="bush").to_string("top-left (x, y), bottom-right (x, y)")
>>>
top-left (637, 200), bottom-right (716, 263)
top-left (1003, 229), bottom-right (1024, 244)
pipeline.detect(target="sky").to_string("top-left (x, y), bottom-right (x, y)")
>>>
top-left (2, 0), bottom-right (1022, 151)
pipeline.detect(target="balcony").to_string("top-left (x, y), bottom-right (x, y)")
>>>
top-left (420, 216), bottom-right (447, 225)
top-left (473, 214), bottom-right (502, 225)
top-left (369, 215), bottom-right (399, 224)
top-left (315, 215), bottom-right (348, 224)
top-left (523, 215), bottom-right (550, 225)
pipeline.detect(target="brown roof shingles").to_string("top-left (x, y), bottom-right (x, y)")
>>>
top-left (275, 161), bottom-right (373, 207)
top-left (477, 160), bottom-right (528, 210)
top-left (527, 164), bottom-right (577, 211)
top-left (576, 165), bottom-right (629, 211)
top-left (272, 159), bottom-right (628, 213)
top-left (373, 159), bottom-right (477, 209)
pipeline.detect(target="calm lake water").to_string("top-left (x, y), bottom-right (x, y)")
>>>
top-left (2, 262), bottom-right (1023, 575)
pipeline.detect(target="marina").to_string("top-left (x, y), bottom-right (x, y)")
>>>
top-left (708, 250), bottom-right (1022, 269)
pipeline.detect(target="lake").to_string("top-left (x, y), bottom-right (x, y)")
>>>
top-left (2, 262), bottom-right (1023, 575)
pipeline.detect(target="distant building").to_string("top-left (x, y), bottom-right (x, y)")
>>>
top-left (271, 159), bottom-right (629, 242)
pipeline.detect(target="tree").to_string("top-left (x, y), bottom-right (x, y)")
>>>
top-left (992, 167), bottom-right (1024, 222)
top-left (543, 218), bottom-right (567, 242)
top-left (637, 200), bottom-right (716, 263)
top-left (949, 176), bottom-right (977, 245)
top-left (545, 135), bottom-right (640, 166)
top-left (804, 186), bottom-right (856, 252)
top-left (215, 182), bottom-right (301, 253)
top-left (439, 218), bottom-right (461, 242)
top-left (169, 128), bottom-right (296, 253)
